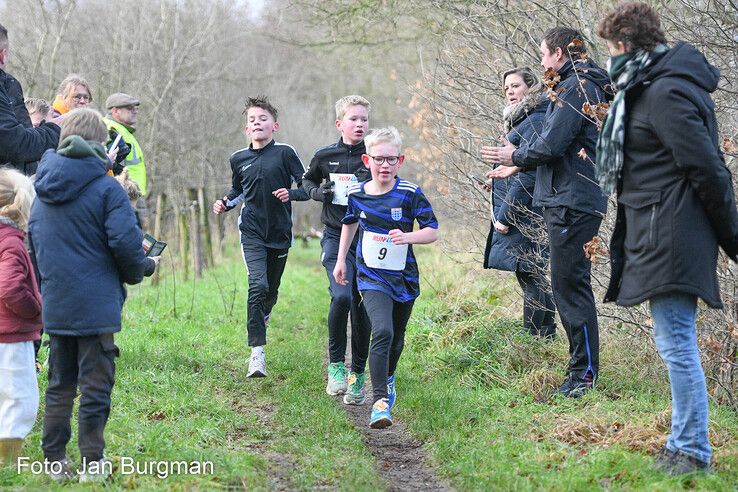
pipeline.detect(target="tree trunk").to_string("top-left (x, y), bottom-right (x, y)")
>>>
top-left (151, 193), bottom-right (167, 286)
top-left (198, 187), bottom-right (214, 268)
top-left (176, 201), bottom-right (190, 281)
top-left (188, 188), bottom-right (203, 279)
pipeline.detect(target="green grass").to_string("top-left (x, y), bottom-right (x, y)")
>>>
top-left (0, 244), bottom-right (379, 491)
top-left (1, 242), bottom-right (736, 490)
top-left (398, 247), bottom-right (738, 491)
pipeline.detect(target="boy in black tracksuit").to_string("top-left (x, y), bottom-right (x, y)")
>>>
top-left (302, 95), bottom-right (372, 403)
top-left (213, 96), bottom-right (307, 378)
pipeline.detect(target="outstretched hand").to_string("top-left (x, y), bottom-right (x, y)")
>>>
top-left (486, 166), bottom-right (521, 180)
top-left (480, 136), bottom-right (517, 167)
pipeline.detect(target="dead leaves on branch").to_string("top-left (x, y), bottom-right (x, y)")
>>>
top-left (722, 136), bottom-right (737, 154)
top-left (543, 67), bottom-right (561, 89)
top-left (584, 236), bottom-right (608, 263)
top-left (583, 102), bottom-right (610, 130)
top-left (544, 65), bottom-right (611, 126)
top-left (543, 67), bottom-right (564, 107)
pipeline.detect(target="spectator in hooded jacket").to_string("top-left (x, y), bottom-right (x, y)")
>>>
top-left (596, 2), bottom-right (738, 475)
top-left (29, 108), bottom-right (157, 482)
top-left (0, 169), bottom-right (41, 467)
top-left (482, 67), bottom-right (556, 339)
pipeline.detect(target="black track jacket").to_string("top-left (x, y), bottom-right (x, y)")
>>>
top-left (224, 140), bottom-right (307, 248)
top-left (302, 138), bottom-right (370, 231)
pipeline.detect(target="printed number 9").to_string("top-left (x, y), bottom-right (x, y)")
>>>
top-left (378, 247), bottom-right (387, 260)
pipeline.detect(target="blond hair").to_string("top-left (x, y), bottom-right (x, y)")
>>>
top-left (56, 73), bottom-right (93, 106)
top-left (25, 97), bottom-right (50, 118)
top-left (0, 169), bottom-right (35, 230)
top-left (114, 167), bottom-right (142, 201)
top-left (59, 108), bottom-right (107, 143)
top-left (335, 95), bottom-right (371, 120)
top-left (364, 126), bottom-right (402, 154)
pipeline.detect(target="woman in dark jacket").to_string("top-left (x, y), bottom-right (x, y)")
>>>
top-left (482, 67), bottom-right (556, 338)
top-left (597, 2), bottom-right (738, 475)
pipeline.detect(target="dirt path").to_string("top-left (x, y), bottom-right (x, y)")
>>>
top-left (225, 369), bottom-right (298, 492)
top-left (330, 330), bottom-right (454, 492)
top-left (332, 388), bottom-right (453, 492)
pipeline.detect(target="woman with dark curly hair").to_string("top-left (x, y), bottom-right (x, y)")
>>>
top-left (596, 1), bottom-right (738, 475)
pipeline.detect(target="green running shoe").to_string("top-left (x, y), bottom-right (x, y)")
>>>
top-left (343, 371), bottom-right (366, 405)
top-left (326, 362), bottom-right (348, 395)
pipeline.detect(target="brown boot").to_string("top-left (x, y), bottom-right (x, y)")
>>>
top-left (0, 438), bottom-right (23, 466)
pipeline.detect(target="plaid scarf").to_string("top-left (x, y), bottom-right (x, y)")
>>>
top-left (595, 44), bottom-right (669, 195)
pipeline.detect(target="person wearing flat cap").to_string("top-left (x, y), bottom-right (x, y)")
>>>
top-left (103, 93), bottom-right (147, 196)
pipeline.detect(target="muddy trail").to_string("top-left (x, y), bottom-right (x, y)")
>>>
top-left (330, 383), bottom-right (453, 492)
top-left (328, 329), bottom-right (454, 492)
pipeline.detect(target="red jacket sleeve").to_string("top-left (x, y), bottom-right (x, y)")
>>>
top-left (0, 243), bottom-right (42, 319)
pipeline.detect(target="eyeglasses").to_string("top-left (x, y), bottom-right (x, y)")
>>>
top-left (121, 105), bottom-right (139, 112)
top-left (72, 94), bottom-right (91, 102)
top-left (368, 155), bottom-right (401, 166)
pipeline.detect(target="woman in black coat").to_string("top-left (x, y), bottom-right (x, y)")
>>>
top-left (597, 2), bottom-right (738, 475)
top-left (481, 67), bottom-right (555, 338)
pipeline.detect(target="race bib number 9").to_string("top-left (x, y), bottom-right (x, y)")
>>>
top-left (330, 173), bottom-right (358, 206)
top-left (362, 232), bottom-right (408, 271)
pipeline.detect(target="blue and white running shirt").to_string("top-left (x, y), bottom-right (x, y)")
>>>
top-left (342, 177), bottom-right (438, 302)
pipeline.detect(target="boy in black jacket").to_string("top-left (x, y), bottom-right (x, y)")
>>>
top-left (302, 95), bottom-right (372, 402)
top-left (213, 96), bottom-right (306, 378)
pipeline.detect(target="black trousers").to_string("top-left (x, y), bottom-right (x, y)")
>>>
top-left (42, 333), bottom-right (118, 463)
top-left (515, 269), bottom-right (556, 338)
top-left (362, 290), bottom-right (415, 404)
top-left (543, 206), bottom-right (601, 379)
top-left (242, 243), bottom-right (289, 347)
top-left (321, 229), bottom-right (371, 373)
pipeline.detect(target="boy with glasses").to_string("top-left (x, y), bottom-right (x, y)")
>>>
top-left (302, 95), bottom-right (372, 402)
top-left (213, 95), bottom-right (307, 378)
top-left (333, 127), bottom-right (438, 428)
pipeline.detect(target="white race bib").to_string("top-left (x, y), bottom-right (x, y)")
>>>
top-left (361, 232), bottom-right (408, 271)
top-left (330, 173), bottom-right (358, 206)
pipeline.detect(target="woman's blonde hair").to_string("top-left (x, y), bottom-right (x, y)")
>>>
top-left (0, 169), bottom-right (35, 230)
top-left (56, 73), bottom-right (93, 106)
top-left (114, 167), bottom-right (142, 201)
top-left (59, 108), bottom-right (107, 143)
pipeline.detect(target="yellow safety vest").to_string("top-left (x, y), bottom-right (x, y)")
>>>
top-left (103, 117), bottom-right (147, 195)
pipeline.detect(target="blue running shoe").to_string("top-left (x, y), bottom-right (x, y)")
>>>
top-left (369, 398), bottom-right (392, 429)
top-left (387, 374), bottom-right (396, 409)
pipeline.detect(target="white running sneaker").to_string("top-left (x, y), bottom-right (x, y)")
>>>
top-left (247, 349), bottom-right (267, 378)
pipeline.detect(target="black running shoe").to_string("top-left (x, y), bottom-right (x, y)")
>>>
top-left (553, 373), bottom-right (595, 398)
